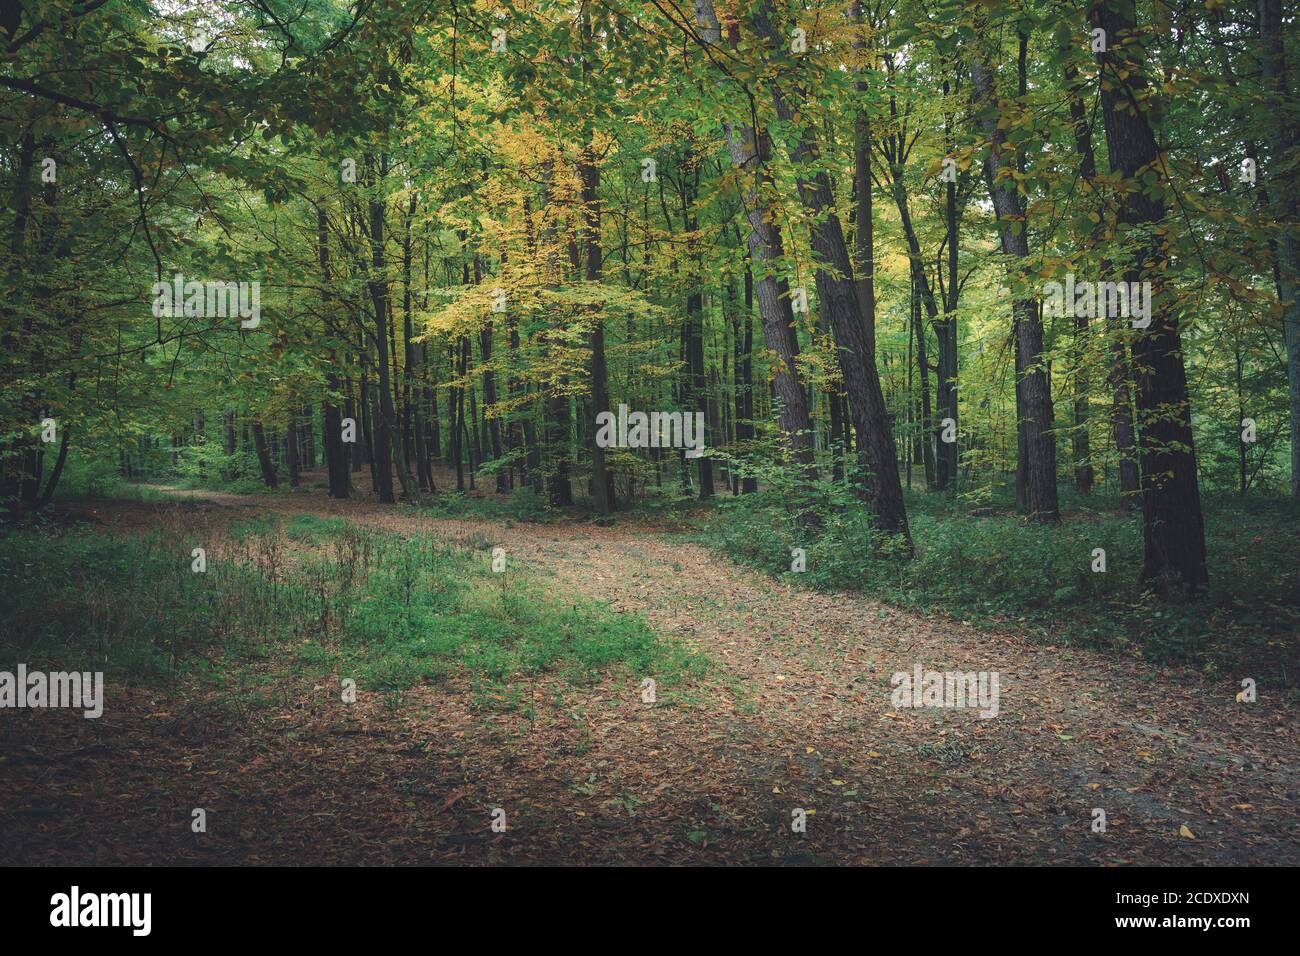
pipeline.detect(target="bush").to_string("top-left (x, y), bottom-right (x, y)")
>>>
top-left (0, 514), bottom-right (707, 705)
top-left (703, 486), bottom-right (1300, 685)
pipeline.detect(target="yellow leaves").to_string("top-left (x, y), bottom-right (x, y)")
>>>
top-left (1179, 824), bottom-right (1196, 839)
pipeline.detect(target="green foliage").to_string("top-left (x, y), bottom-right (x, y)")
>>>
top-left (0, 514), bottom-right (706, 707)
top-left (415, 487), bottom-right (552, 523)
top-left (0, 523), bottom-right (266, 683)
top-left (54, 456), bottom-right (169, 502)
top-left (705, 488), bottom-right (1300, 685)
top-left (3, 0), bottom-right (1298, 681)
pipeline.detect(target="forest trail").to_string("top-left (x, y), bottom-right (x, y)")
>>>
top-left (6, 484), bottom-right (1297, 866)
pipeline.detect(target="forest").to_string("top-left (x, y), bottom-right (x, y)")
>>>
top-left (1, 0), bottom-right (1297, 868)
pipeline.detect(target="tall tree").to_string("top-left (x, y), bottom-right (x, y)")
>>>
top-left (1091, 0), bottom-right (1208, 591)
top-left (753, 2), bottom-right (910, 539)
top-left (970, 45), bottom-right (1060, 523)
top-left (1259, 0), bottom-right (1300, 499)
top-left (694, 0), bottom-right (820, 521)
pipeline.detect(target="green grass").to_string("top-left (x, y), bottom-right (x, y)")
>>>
top-left (0, 514), bottom-right (706, 708)
top-left (53, 446), bottom-right (276, 499)
top-left (414, 486), bottom-right (554, 523)
top-left (700, 485), bottom-right (1300, 689)
top-left (284, 513), bottom-right (349, 543)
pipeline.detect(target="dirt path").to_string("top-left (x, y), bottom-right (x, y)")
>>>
top-left (4, 485), bottom-right (1296, 865)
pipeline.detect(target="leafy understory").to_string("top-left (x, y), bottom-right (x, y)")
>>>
top-left (0, 512), bottom-right (706, 709)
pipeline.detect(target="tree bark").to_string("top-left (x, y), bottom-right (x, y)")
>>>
top-left (696, 0), bottom-right (819, 518)
top-left (1063, 50), bottom-right (1096, 494)
top-left (1092, 0), bottom-right (1207, 591)
top-left (285, 414), bottom-right (300, 487)
top-left (970, 54), bottom-right (1059, 522)
top-left (1259, 0), bottom-right (1300, 498)
top-left (365, 153), bottom-right (414, 503)
top-left (935, 72), bottom-right (962, 491)
top-left (580, 140), bottom-right (615, 511)
top-left (754, 3), bottom-right (909, 538)
top-left (680, 143), bottom-right (714, 499)
top-left (251, 420), bottom-right (278, 488)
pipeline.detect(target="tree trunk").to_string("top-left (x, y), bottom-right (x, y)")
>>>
top-left (580, 147), bottom-right (615, 511)
top-left (691, 0), bottom-right (819, 517)
top-left (1259, 0), bottom-right (1300, 498)
top-left (35, 426), bottom-right (70, 509)
top-left (754, 2), bottom-right (908, 537)
top-left (935, 75), bottom-right (962, 491)
top-left (365, 153), bottom-right (413, 503)
top-left (402, 197), bottom-right (433, 493)
top-left (1063, 51), bottom-right (1096, 494)
top-left (285, 414), bottom-right (300, 487)
top-left (680, 144), bottom-right (714, 500)
top-left (1092, 0), bottom-right (1207, 591)
top-left (452, 340), bottom-right (465, 492)
top-left (251, 420), bottom-right (278, 488)
top-left (851, 2), bottom-right (877, 358)
top-left (970, 54), bottom-right (1059, 522)
top-left (734, 261), bottom-right (758, 493)
top-left (912, 279), bottom-right (935, 488)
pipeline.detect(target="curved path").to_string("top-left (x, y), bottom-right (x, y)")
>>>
top-left (3, 485), bottom-right (1295, 865)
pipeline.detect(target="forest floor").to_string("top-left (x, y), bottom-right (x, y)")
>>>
top-left (3, 474), bottom-right (1297, 866)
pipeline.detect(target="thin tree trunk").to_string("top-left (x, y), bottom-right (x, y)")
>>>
top-left (365, 153), bottom-right (413, 502)
top-left (971, 53), bottom-right (1059, 522)
top-left (251, 420), bottom-right (278, 488)
top-left (402, 195), bottom-right (433, 493)
top-left (680, 143), bottom-right (714, 499)
top-left (736, 260), bottom-right (758, 493)
top-left (912, 277), bottom-right (935, 487)
top-left (285, 414), bottom-right (300, 487)
top-left (696, 0), bottom-right (818, 525)
top-left (935, 72), bottom-right (962, 491)
top-left (1063, 51), bottom-right (1096, 494)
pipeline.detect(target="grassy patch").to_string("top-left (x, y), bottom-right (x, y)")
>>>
top-left (413, 486), bottom-right (554, 523)
top-left (0, 514), bottom-right (706, 707)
